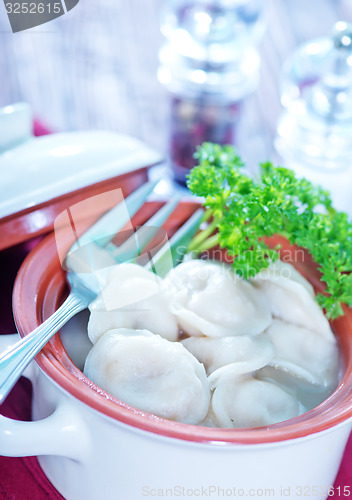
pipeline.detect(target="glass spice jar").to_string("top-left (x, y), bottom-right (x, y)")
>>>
top-left (275, 22), bottom-right (352, 214)
top-left (158, 0), bottom-right (265, 184)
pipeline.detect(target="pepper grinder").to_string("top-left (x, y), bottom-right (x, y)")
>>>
top-left (275, 22), bottom-right (352, 214)
top-left (158, 0), bottom-right (265, 184)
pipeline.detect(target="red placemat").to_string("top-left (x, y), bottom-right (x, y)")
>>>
top-left (0, 121), bottom-right (351, 500)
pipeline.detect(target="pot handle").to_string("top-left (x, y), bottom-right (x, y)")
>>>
top-left (0, 333), bottom-right (90, 461)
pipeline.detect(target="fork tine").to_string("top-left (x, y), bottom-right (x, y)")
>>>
top-left (105, 196), bottom-right (180, 262)
top-left (145, 208), bottom-right (204, 277)
top-left (74, 179), bottom-right (159, 249)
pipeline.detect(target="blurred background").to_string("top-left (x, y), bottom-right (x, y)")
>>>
top-left (0, 0), bottom-right (351, 175)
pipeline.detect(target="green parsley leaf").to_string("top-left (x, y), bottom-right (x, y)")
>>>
top-left (187, 143), bottom-right (352, 319)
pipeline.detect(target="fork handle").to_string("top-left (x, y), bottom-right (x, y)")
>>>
top-left (0, 291), bottom-right (88, 405)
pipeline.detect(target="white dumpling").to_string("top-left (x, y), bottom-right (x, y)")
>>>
top-left (181, 334), bottom-right (274, 374)
top-left (207, 355), bottom-right (301, 428)
top-left (251, 260), bottom-right (334, 341)
top-left (265, 319), bottom-right (339, 388)
top-left (162, 260), bottom-right (272, 338)
top-left (84, 328), bottom-right (210, 424)
top-left (88, 263), bottom-right (179, 344)
top-left (210, 371), bottom-right (300, 428)
top-left (256, 259), bottom-right (315, 296)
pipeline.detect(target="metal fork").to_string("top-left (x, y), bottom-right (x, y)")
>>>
top-left (0, 181), bottom-right (203, 404)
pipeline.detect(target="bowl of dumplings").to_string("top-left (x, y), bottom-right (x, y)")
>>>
top-left (5, 201), bottom-right (352, 500)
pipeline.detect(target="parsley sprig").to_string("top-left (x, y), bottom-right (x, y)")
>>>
top-left (187, 143), bottom-right (352, 319)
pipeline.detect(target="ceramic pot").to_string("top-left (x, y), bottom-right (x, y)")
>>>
top-left (1, 202), bottom-right (352, 500)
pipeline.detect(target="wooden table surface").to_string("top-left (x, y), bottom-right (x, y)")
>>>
top-left (0, 0), bottom-right (352, 178)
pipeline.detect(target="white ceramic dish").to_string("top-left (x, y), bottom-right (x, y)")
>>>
top-left (0, 103), bottom-right (161, 250)
top-left (1, 202), bottom-right (352, 500)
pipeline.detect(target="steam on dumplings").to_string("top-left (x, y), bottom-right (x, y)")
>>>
top-left (84, 328), bottom-right (210, 425)
top-left (163, 260), bottom-right (271, 337)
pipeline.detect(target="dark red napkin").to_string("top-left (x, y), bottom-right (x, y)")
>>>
top-left (0, 243), bottom-right (64, 499)
top-left (0, 121), bottom-right (351, 499)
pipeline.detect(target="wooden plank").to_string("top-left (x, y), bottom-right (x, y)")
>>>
top-left (0, 0), bottom-right (351, 172)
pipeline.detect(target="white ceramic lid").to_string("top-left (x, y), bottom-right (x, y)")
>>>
top-left (0, 130), bottom-right (162, 219)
